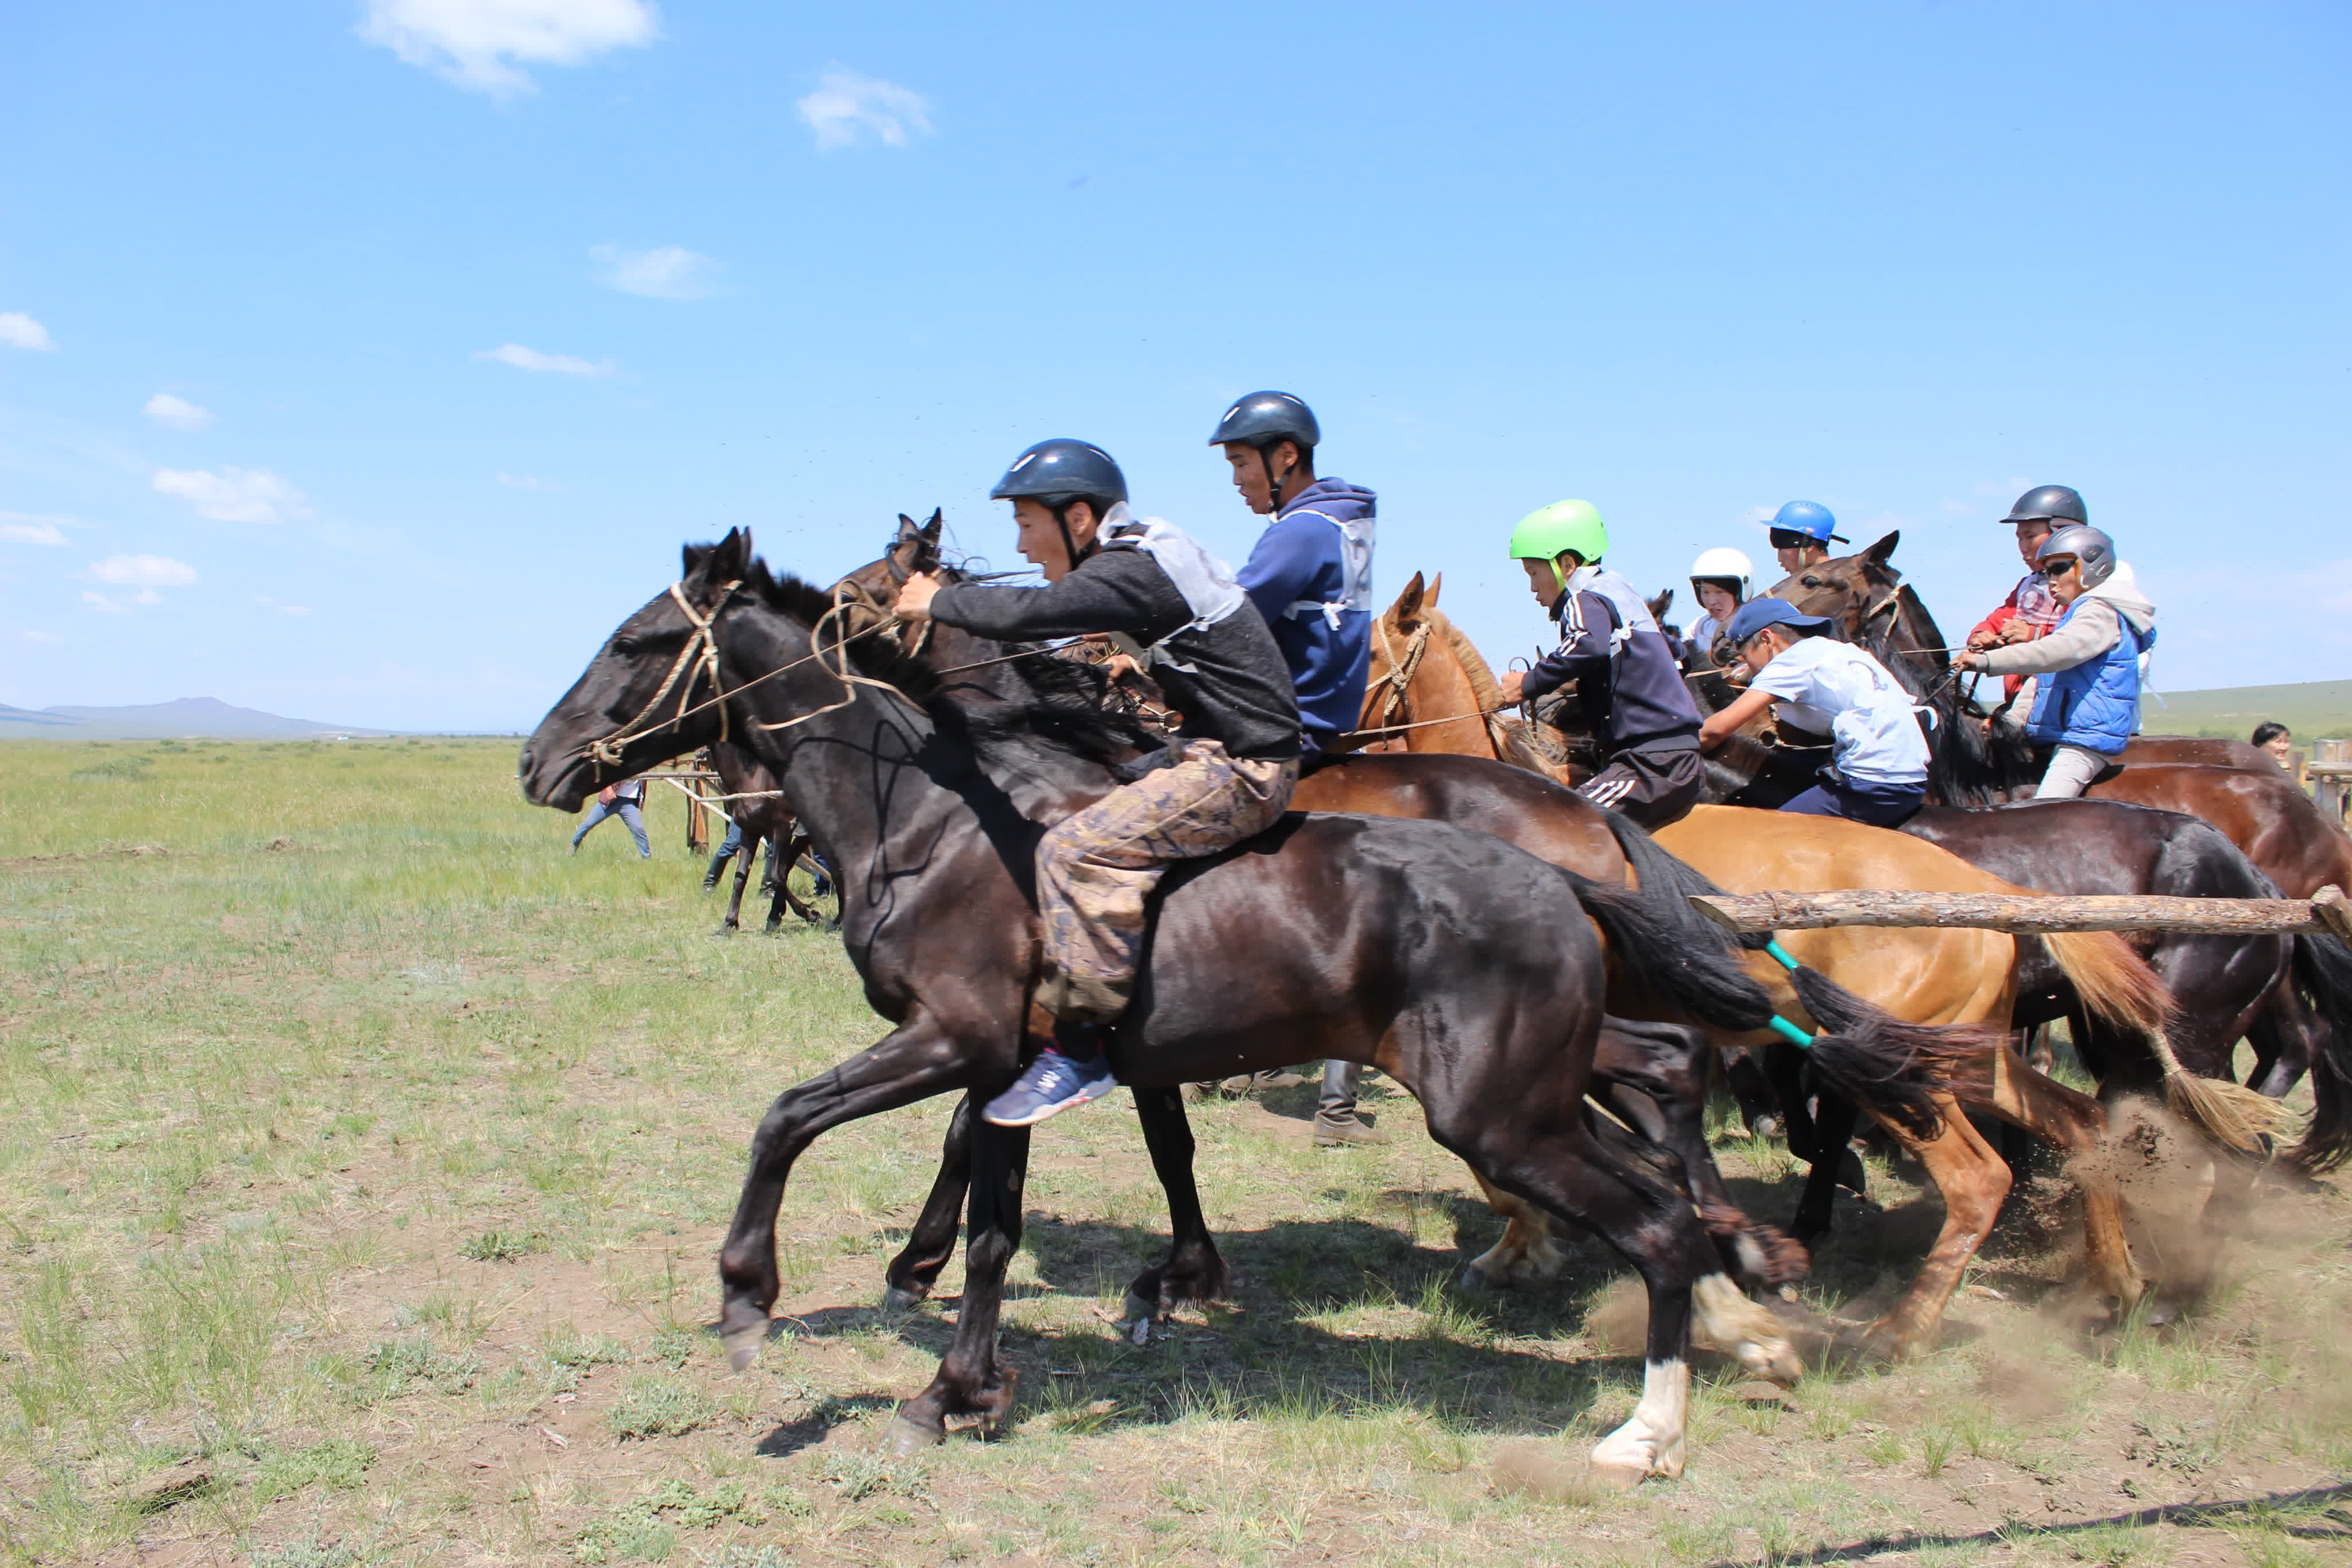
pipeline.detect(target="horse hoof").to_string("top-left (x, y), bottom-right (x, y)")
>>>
top-left (707, 928), bottom-right (733, 940)
top-left (1122, 1291), bottom-right (1156, 1326)
top-left (720, 1321), bottom-right (767, 1373)
top-left (888, 1414), bottom-right (943, 1457)
top-left (1587, 1458), bottom-right (1648, 1492)
top-left (1837, 1149), bottom-right (1868, 1197)
top-left (1456, 1265), bottom-right (1496, 1294)
top-left (884, 1285), bottom-right (926, 1313)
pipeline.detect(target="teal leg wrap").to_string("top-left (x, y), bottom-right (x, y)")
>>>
top-left (1762, 936), bottom-right (1811, 1046)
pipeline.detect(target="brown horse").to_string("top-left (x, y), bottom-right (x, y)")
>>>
top-left (704, 741), bottom-right (829, 932)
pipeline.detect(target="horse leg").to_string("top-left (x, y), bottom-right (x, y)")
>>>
top-left (884, 1094), bottom-right (976, 1310)
top-left (893, 1120), bottom-right (1031, 1451)
top-left (1590, 1019), bottom-right (1808, 1289)
top-left (1460, 1172), bottom-right (1576, 1289)
top-left (1970, 1042), bottom-right (2143, 1317)
top-left (1723, 1047), bottom-right (1781, 1138)
top-left (719, 834), bottom-right (753, 932)
top-left (773, 833), bottom-right (823, 928)
top-left (1791, 1091), bottom-right (1860, 1244)
top-left (717, 1013), bottom-right (980, 1368)
top-left (1854, 1096), bottom-right (2011, 1358)
top-left (2246, 984), bottom-right (2318, 1100)
top-left (1124, 1085), bottom-right (1232, 1322)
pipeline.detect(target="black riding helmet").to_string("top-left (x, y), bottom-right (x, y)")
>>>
top-left (1208, 391), bottom-right (1319, 512)
top-left (991, 439), bottom-right (1127, 569)
top-left (2003, 485), bottom-right (2087, 526)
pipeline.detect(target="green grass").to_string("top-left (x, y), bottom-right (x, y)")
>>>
top-left (0, 736), bottom-right (2346, 1567)
top-left (2148, 679), bottom-right (2352, 740)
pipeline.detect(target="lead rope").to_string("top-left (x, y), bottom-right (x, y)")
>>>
top-left (752, 587), bottom-right (927, 735)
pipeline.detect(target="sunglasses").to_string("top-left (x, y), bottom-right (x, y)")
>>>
top-left (2042, 557), bottom-right (2080, 576)
top-left (1767, 529), bottom-right (1811, 549)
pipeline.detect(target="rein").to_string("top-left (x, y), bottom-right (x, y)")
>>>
top-left (1344, 617), bottom-right (1515, 747)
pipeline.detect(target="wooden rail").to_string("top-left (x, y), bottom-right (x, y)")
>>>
top-left (1689, 884), bottom-right (2352, 942)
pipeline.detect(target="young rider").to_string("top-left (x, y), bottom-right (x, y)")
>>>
top-left (1767, 500), bottom-right (1845, 580)
top-left (894, 440), bottom-right (1303, 1127)
top-left (1496, 500), bottom-right (1706, 829)
top-left (1209, 390), bottom-right (1383, 1147)
top-left (1698, 599), bottom-right (1931, 825)
top-left (1684, 546), bottom-right (1753, 665)
top-left (1212, 391), bottom-right (1376, 757)
top-left (1956, 525), bottom-right (2156, 799)
top-left (1964, 485), bottom-right (2081, 704)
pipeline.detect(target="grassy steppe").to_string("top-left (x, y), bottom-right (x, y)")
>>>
top-left (1, 738), bottom-right (2346, 1567)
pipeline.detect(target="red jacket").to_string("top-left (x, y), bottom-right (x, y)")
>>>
top-left (1970, 572), bottom-right (2064, 702)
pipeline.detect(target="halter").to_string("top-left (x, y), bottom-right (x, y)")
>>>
top-left (1361, 617), bottom-right (1432, 740)
top-left (587, 580), bottom-right (741, 769)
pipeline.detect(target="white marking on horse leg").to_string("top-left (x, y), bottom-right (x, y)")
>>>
top-left (1690, 1273), bottom-right (1802, 1385)
top-left (1590, 1357), bottom-right (1689, 1485)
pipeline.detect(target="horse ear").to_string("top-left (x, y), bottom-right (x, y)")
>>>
top-left (692, 527), bottom-right (752, 587)
top-left (1649, 587), bottom-right (1674, 621)
top-left (1862, 531), bottom-right (1901, 569)
top-left (1425, 572), bottom-right (1442, 607)
top-left (1391, 571), bottom-right (1427, 627)
top-left (922, 508), bottom-right (943, 546)
top-left (895, 513), bottom-right (919, 539)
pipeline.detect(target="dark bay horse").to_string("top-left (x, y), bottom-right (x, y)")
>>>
top-left (705, 741), bottom-right (827, 933)
top-left (521, 530), bottom-right (1842, 1481)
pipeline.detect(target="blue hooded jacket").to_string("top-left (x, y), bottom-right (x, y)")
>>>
top-left (1237, 477), bottom-right (1376, 748)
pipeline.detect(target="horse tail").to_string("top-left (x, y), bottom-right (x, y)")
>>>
top-left (2286, 931), bottom-right (2352, 1173)
top-left (2034, 927), bottom-right (2289, 1152)
top-left (1579, 811), bottom-right (1987, 1139)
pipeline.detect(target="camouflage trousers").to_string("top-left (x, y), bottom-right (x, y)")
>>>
top-left (1035, 741), bottom-right (1299, 1025)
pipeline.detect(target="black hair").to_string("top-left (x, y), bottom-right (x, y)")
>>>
top-left (2252, 722), bottom-right (2291, 748)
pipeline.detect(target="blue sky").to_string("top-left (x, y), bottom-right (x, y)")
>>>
top-left (4, 2), bottom-right (2347, 731)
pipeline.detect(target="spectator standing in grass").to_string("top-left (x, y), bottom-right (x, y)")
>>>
top-left (572, 776), bottom-right (651, 858)
top-left (2252, 722), bottom-right (2294, 770)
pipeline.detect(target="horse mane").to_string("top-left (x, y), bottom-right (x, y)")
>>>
top-left (738, 557), bottom-right (1156, 768)
top-left (1430, 610), bottom-right (1508, 712)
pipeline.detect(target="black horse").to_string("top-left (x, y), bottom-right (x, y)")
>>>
top-left (520, 531), bottom-right (1867, 1482)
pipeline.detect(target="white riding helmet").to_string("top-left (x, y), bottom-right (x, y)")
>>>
top-left (1689, 546), bottom-right (1753, 600)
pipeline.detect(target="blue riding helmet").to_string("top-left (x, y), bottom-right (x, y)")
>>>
top-left (1769, 500), bottom-right (1846, 545)
top-left (990, 439), bottom-right (1128, 508)
top-left (1725, 597), bottom-right (1836, 646)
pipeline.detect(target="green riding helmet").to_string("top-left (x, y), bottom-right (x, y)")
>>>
top-left (1508, 499), bottom-right (1608, 586)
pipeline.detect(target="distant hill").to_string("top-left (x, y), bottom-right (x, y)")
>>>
top-left (0, 698), bottom-right (392, 740)
top-left (2148, 680), bottom-right (2352, 741)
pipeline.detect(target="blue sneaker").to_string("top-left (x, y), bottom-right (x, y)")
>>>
top-left (982, 1049), bottom-right (1118, 1127)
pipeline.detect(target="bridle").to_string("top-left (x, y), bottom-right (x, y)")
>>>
top-left (581, 579), bottom-right (903, 775)
top-left (1359, 616), bottom-right (1432, 741)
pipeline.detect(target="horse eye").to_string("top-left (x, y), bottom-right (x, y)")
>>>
top-left (1800, 575), bottom-right (1822, 589)
top-left (610, 635), bottom-right (640, 656)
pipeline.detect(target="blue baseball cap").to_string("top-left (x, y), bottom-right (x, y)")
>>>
top-left (1725, 597), bottom-right (1835, 646)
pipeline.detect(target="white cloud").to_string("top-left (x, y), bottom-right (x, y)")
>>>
top-left (143, 393), bottom-right (215, 431)
top-left (152, 466), bottom-right (312, 524)
top-left (497, 471), bottom-right (564, 491)
top-left (134, 588), bottom-right (164, 605)
top-left (254, 594), bottom-right (316, 617)
top-left (360, 0), bottom-right (659, 96)
top-left (22, 629), bottom-right (60, 644)
top-left (0, 312), bottom-right (57, 351)
top-left (797, 67), bottom-right (933, 150)
top-left (475, 343), bottom-right (615, 375)
top-left (92, 553), bottom-right (199, 588)
top-left (0, 513), bottom-right (71, 546)
top-left (82, 591), bottom-right (126, 614)
top-left (592, 243), bottom-right (719, 300)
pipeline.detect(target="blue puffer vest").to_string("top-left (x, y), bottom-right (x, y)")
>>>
top-left (2025, 603), bottom-right (2153, 755)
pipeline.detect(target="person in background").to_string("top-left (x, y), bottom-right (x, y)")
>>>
top-left (1498, 500), bottom-right (1707, 828)
top-left (1685, 546), bottom-right (1753, 666)
top-left (1966, 485), bottom-right (2082, 705)
top-left (1767, 500), bottom-right (1844, 579)
top-left (2252, 722), bottom-right (2294, 770)
top-left (572, 776), bottom-right (651, 858)
top-left (1209, 390), bottom-right (1385, 1147)
top-left (1957, 525), bottom-right (2156, 798)
top-left (1699, 599), bottom-right (1930, 825)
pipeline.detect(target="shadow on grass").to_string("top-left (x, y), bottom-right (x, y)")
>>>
top-left (1703, 1482), bottom-right (2352, 1567)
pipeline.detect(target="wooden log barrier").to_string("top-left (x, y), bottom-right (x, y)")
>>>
top-left (1690, 884), bottom-right (2352, 942)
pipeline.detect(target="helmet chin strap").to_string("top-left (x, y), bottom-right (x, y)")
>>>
top-left (1052, 500), bottom-right (1095, 576)
top-left (1262, 443), bottom-right (1293, 513)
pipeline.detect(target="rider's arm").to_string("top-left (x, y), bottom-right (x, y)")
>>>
top-left (929, 551), bottom-right (1188, 644)
top-left (1519, 591), bottom-right (1616, 700)
top-left (1697, 686), bottom-right (1775, 750)
top-left (1236, 514), bottom-right (1323, 628)
top-left (1976, 597), bottom-right (2118, 677)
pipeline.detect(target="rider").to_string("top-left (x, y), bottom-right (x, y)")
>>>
top-left (1768, 500), bottom-right (1845, 580)
top-left (1956, 524), bottom-right (2157, 799)
top-left (1210, 390), bottom-right (1384, 1147)
top-left (1964, 485), bottom-right (2081, 705)
top-left (1697, 599), bottom-right (1930, 824)
top-left (1212, 391), bottom-right (1376, 756)
top-left (893, 439), bottom-right (1303, 1127)
top-left (1685, 546), bottom-right (1753, 665)
top-left (1497, 500), bottom-right (1706, 828)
